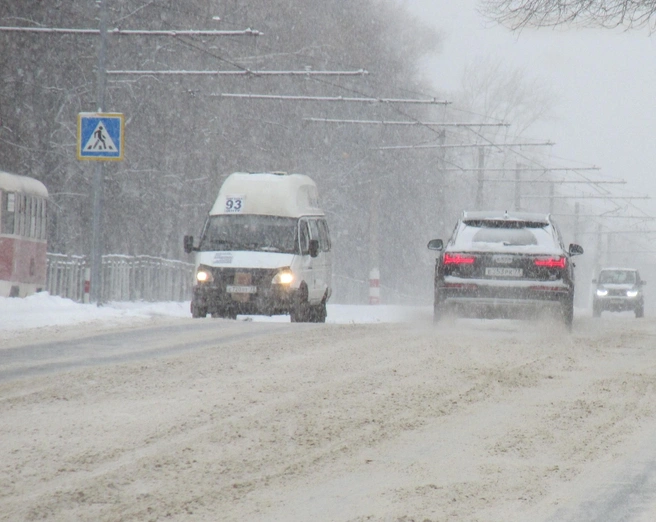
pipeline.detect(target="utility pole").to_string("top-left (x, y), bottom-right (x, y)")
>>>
top-left (475, 147), bottom-right (485, 209)
top-left (90, 0), bottom-right (108, 304)
top-left (1, 16), bottom-right (271, 305)
top-left (574, 202), bottom-right (580, 244)
top-left (368, 166), bottom-right (380, 304)
top-left (514, 164), bottom-right (523, 211)
top-left (595, 222), bottom-right (603, 274)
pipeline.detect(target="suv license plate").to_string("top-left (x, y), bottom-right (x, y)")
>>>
top-left (485, 267), bottom-right (523, 277)
top-left (226, 285), bottom-right (257, 294)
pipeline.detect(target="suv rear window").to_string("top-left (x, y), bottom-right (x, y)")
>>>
top-left (453, 220), bottom-right (559, 252)
top-left (472, 228), bottom-right (538, 246)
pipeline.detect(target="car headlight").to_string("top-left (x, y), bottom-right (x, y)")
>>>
top-left (272, 268), bottom-right (294, 285)
top-left (596, 289), bottom-right (608, 297)
top-left (627, 290), bottom-right (639, 298)
top-left (196, 268), bottom-right (213, 283)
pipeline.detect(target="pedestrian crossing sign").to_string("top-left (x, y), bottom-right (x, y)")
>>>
top-left (77, 112), bottom-right (124, 161)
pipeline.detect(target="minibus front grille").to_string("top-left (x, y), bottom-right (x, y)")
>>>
top-left (208, 267), bottom-right (278, 289)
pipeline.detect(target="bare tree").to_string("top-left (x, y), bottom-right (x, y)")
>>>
top-left (456, 58), bottom-right (555, 135)
top-left (479, 0), bottom-right (656, 30)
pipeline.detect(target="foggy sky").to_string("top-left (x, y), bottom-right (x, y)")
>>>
top-left (403, 0), bottom-right (656, 222)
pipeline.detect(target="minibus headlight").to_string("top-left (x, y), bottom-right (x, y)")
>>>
top-left (196, 269), bottom-right (213, 283)
top-left (272, 269), bottom-right (294, 285)
top-left (596, 289), bottom-right (608, 297)
top-left (627, 290), bottom-right (639, 298)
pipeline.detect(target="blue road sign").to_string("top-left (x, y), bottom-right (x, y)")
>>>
top-left (77, 112), bottom-right (124, 161)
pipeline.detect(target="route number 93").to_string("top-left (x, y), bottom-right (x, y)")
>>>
top-left (225, 196), bottom-right (244, 213)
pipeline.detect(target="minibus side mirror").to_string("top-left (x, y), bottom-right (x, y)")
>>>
top-left (183, 235), bottom-right (195, 254)
top-left (309, 239), bottom-right (319, 258)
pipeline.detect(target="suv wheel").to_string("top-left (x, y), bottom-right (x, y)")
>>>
top-left (433, 292), bottom-right (447, 324)
top-left (561, 297), bottom-right (574, 330)
top-left (309, 302), bottom-right (327, 323)
top-left (592, 302), bottom-right (601, 318)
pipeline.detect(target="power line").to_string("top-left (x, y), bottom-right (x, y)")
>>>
top-left (302, 118), bottom-right (503, 126)
top-left (523, 195), bottom-right (649, 200)
top-left (212, 94), bottom-right (448, 105)
top-left (108, 69), bottom-right (368, 77)
top-left (553, 214), bottom-right (656, 220)
top-left (577, 230), bottom-right (656, 234)
top-left (375, 141), bottom-right (554, 151)
top-left (441, 167), bottom-right (601, 172)
top-left (479, 179), bottom-right (624, 184)
top-left (0, 26), bottom-right (262, 36)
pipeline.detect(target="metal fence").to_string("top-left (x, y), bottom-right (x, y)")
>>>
top-left (46, 253), bottom-right (194, 303)
top-left (46, 253), bottom-right (430, 306)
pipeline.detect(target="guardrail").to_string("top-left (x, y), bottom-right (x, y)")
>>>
top-left (46, 253), bottom-right (194, 302)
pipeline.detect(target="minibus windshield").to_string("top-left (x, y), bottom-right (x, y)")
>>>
top-left (199, 215), bottom-right (298, 254)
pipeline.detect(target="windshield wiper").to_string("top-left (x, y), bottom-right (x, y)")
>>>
top-left (202, 238), bottom-right (247, 250)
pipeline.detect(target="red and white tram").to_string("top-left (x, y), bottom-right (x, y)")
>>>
top-left (0, 170), bottom-right (48, 297)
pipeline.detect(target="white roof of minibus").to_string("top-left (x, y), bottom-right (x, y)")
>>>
top-left (210, 172), bottom-right (323, 217)
top-left (0, 170), bottom-right (48, 197)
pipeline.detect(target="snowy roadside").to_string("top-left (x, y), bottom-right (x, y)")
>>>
top-left (0, 292), bottom-right (433, 333)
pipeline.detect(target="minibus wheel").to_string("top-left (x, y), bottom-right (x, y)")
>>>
top-left (191, 302), bottom-right (207, 318)
top-left (291, 284), bottom-right (310, 322)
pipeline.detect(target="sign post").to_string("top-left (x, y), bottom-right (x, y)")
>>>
top-left (76, 109), bottom-right (124, 305)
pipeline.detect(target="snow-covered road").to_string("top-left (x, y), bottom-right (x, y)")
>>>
top-left (2, 296), bottom-right (656, 521)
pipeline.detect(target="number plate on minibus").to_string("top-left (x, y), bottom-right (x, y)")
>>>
top-left (226, 285), bottom-right (257, 294)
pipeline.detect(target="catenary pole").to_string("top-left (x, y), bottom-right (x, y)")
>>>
top-left (475, 147), bottom-right (485, 209)
top-left (90, 0), bottom-right (108, 305)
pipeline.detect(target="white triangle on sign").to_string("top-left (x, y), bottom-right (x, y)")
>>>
top-left (83, 122), bottom-right (118, 152)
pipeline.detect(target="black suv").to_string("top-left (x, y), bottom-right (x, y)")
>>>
top-left (427, 211), bottom-right (584, 328)
top-left (592, 268), bottom-right (645, 318)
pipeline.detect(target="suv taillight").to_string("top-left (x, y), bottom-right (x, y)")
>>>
top-left (534, 257), bottom-right (566, 268)
top-left (444, 253), bottom-right (476, 265)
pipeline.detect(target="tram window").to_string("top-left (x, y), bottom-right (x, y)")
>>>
top-left (21, 195), bottom-right (27, 237)
top-left (40, 199), bottom-right (47, 239)
top-left (36, 198), bottom-right (42, 239)
top-left (30, 196), bottom-right (37, 237)
top-left (23, 195), bottom-right (29, 237)
top-left (3, 192), bottom-right (16, 234)
top-left (34, 198), bottom-right (39, 238)
top-left (28, 199), bottom-right (32, 236)
top-left (17, 194), bottom-right (25, 236)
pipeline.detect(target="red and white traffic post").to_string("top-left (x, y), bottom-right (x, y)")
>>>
top-left (369, 267), bottom-right (380, 305)
top-left (83, 267), bottom-right (91, 304)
